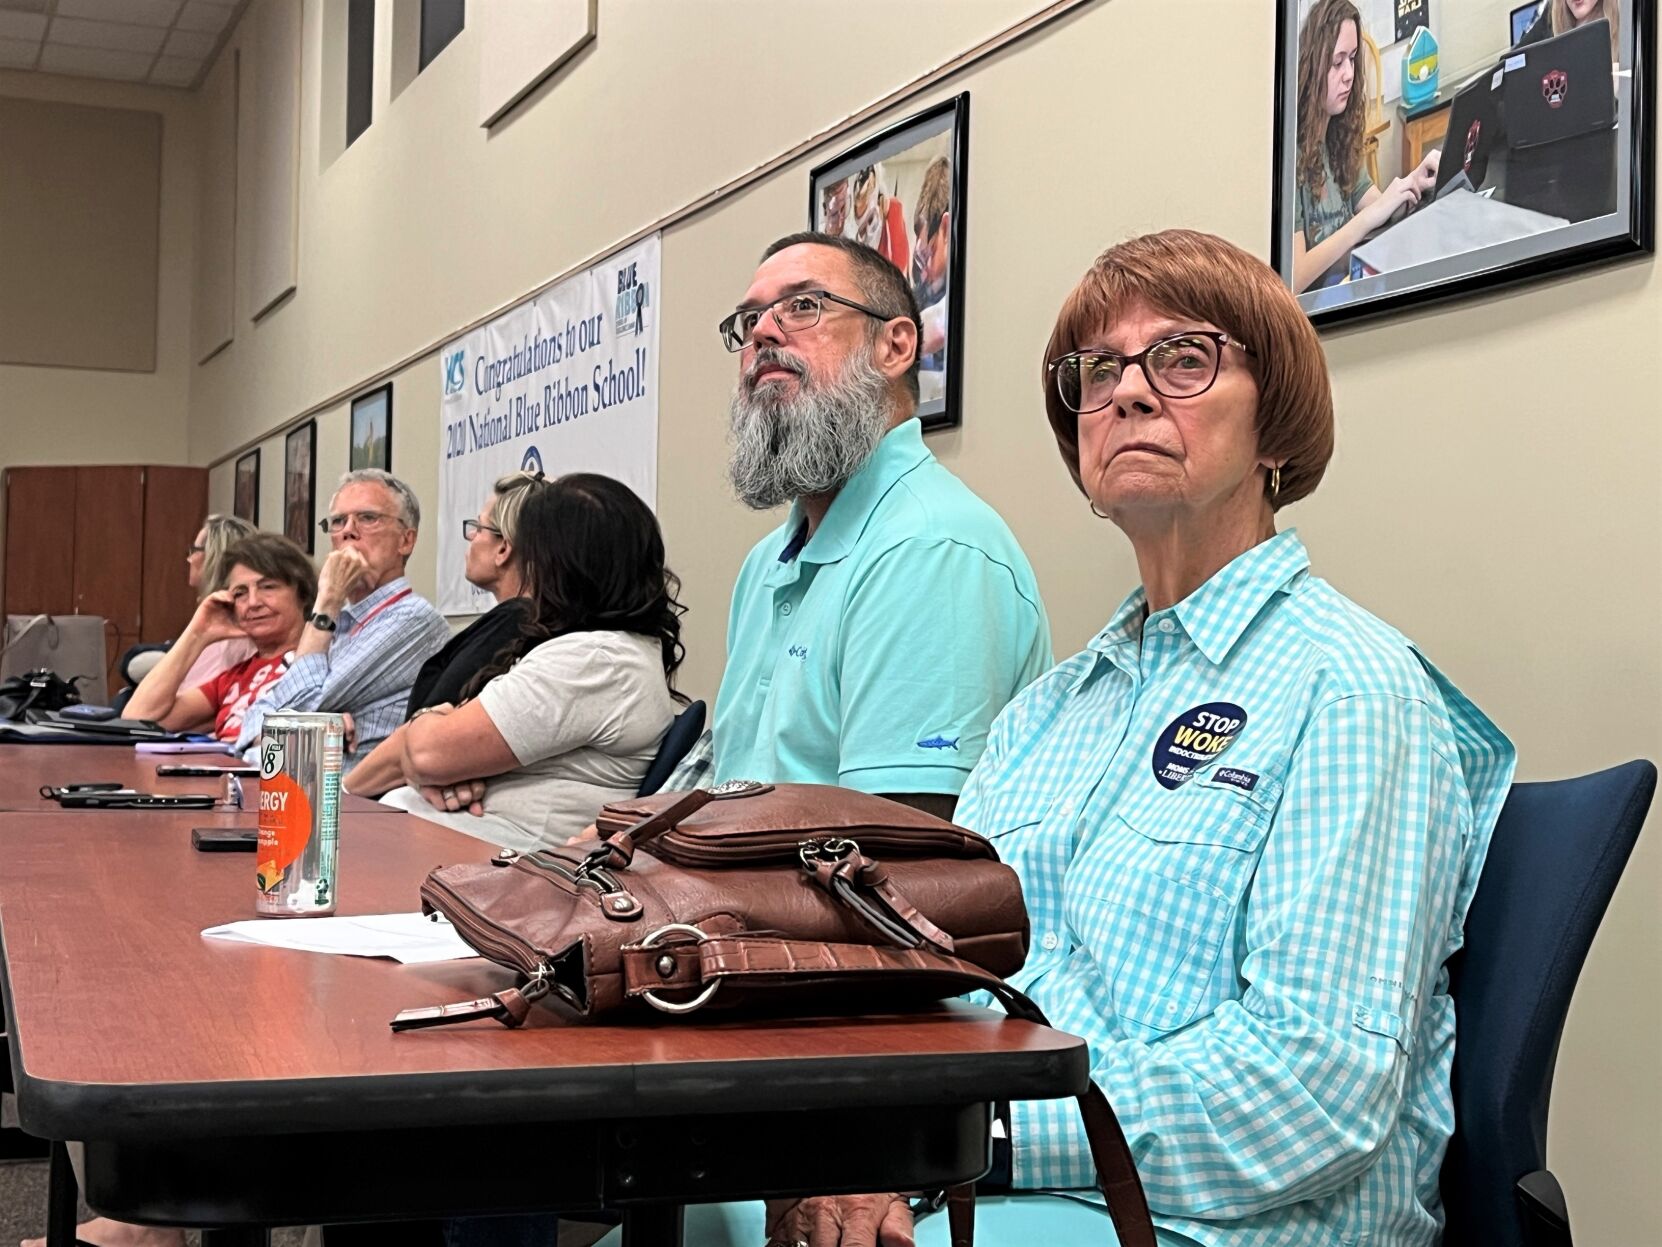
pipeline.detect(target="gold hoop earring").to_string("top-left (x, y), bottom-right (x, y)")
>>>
top-left (1269, 465), bottom-right (1282, 502)
top-left (1089, 501), bottom-right (1110, 520)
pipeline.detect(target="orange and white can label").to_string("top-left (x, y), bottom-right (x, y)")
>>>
top-left (256, 771), bottom-right (313, 894)
top-left (254, 712), bottom-right (342, 916)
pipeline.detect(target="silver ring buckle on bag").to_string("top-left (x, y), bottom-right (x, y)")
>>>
top-left (637, 923), bottom-right (719, 1014)
top-left (799, 836), bottom-right (860, 872)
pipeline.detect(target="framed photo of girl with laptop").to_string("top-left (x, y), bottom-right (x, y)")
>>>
top-left (1272, 0), bottom-right (1654, 327)
top-left (810, 94), bottom-right (970, 431)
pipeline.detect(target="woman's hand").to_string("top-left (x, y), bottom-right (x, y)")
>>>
top-left (184, 590), bottom-right (248, 644)
top-left (1410, 148), bottom-right (1441, 194)
top-left (763, 1195), bottom-right (914, 1247)
top-left (1358, 176), bottom-right (1424, 231)
top-left (420, 778), bottom-right (486, 816)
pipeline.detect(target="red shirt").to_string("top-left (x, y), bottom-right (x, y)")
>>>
top-left (198, 651), bottom-right (289, 742)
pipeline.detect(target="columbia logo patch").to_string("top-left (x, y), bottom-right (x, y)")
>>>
top-left (916, 735), bottom-right (959, 751)
top-left (1210, 767), bottom-right (1259, 793)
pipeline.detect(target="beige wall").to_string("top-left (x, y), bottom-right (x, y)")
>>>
top-left (0, 69), bottom-right (196, 471)
top-left (195, 1), bottom-right (1655, 1240)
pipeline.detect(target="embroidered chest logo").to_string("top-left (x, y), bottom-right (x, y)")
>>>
top-left (1151, 702), bottom-right (1247, 790)
top-left (917, 735), bottom-right (960, 751)
top-left (1210, 767), bottom-right (1260, 793)
top-left (787, 644), bottom-right (809, 660)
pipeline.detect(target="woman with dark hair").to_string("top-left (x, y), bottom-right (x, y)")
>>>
top-left (1292, 0), bottom-right (1441, 292)
top-left (379, 473), bottom-right (684, 851)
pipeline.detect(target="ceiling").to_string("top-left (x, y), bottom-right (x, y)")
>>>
top-left (0, 0), bottom-right (248, 91)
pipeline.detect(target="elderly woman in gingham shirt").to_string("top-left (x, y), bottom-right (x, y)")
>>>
top-left (700, 230), bottom-right (1515, 1247)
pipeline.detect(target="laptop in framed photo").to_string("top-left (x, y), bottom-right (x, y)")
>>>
top-left (1437, 71), bottom-right (1504, 194)
top-left (1503, 19), bottom-right (1616, 148)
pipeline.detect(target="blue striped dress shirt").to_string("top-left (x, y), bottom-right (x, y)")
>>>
top-left (234, 576), bottom-right (450, 759)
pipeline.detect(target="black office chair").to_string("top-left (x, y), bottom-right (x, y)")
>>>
top-left (637, 700), bottom-right (706, 797)
top-left (110, 641), bottom-right (171, 713)
top-left (1441, 760), bottom-right (1656, 1247)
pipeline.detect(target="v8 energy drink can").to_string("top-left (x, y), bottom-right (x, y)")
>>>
top-left (256, 712), bottom-right (344, 916)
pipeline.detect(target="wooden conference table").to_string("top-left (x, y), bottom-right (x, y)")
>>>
top-left (0, 742), bottom-right (387, 814)
top-left (0, 744), bottom-right (1090, 1246)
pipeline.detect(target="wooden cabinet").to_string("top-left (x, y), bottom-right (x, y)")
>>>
top-left (2, 464), bottom-right (208, 687)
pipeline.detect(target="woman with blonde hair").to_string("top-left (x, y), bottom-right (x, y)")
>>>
top-left (176, 512), bottom-right (258, 687)
top-left (1516, 0), bottom-right (1621, 60)
top-left (1292, 0), bottom-right (1441, 291)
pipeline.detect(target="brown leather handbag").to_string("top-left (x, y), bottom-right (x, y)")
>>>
top-left (392, 781), bottom-right (1154, 1247)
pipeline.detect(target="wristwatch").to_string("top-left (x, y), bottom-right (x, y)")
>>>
top-left (309, 611), bottom-right (338, 633)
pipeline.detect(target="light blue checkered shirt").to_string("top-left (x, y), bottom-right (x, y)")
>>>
top-left (233, 576), bottom-right (450, 760)
top-left (955, 530), bottom-right (1514, 1246)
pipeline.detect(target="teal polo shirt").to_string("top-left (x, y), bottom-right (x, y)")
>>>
top-left (712, 418), bottom-right (1052, 795)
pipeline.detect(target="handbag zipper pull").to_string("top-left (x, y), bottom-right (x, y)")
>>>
top-left (390, 968), bottom-right (552, 1032)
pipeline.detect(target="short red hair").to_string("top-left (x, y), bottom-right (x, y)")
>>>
top-left (1041, 230), bottom-right (1334, 510)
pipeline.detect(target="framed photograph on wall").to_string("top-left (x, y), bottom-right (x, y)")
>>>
top-left (233, 449), bottom-right (260, 525)
top-left (350, 383), bottom-right (392, 472)
top-left (284, 421), bottom-right (316, 554)
top-left (810, 93), bottom-right (969, 431)
top-left (1272, 0), bottom-right (1654, 327)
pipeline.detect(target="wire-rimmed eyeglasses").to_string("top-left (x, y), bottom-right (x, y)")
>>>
top-left (718, 289), bottom-right (896, 352)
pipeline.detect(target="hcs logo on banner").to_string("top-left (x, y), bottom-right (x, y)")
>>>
top-left (443, 348), bottom-right (466, 396)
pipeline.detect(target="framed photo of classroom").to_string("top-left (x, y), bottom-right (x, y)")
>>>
top-left (809, 93), bottom-right (969, 431)
top-left (284, 421), bottom-right (316, 554)
top-left (1272, 0), bottom-right (1654, 327)
top-left (233, 449), bottom-right (259, 525)
top-left (350, 383), bottom-right (392, 472)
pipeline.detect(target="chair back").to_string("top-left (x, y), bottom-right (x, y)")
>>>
top-left (112, 641), bottom-right (172, 712)
top-left (1441, 760), bottom-right (1655, 1246)
top-left (637, 700), bottom-right (706, 796)
top-left (1361, 30), bottom-right (1387, 184)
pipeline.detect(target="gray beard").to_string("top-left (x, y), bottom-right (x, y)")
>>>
top-left (726, 345), bottom-right (892, 511)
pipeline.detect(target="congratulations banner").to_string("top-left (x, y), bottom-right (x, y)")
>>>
top-left (436, 234), bottom-right (659, 614)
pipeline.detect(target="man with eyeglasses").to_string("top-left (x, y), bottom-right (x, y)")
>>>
top-left (686, 232), bottom-right (1051, 815)
top-left (233, 468), bottom-right (449, 760)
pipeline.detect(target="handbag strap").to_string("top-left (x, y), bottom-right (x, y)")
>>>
top-left (622, 932), bottom-right (1157, 1247)
top-left (0, 614), bottom-right (51, 662)
top-left (588, 788), bottom-right (715, 867)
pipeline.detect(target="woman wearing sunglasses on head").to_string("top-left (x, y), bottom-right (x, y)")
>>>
top-left (374, 473), bottom-right (685, 853)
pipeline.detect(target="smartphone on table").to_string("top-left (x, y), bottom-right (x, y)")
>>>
top-left (40, 787), bottom-right (218, 809)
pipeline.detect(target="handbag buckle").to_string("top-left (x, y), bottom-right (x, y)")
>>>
top-left (798, 837), bottom-right (861, 872)
top-left (708, 779), bottom-right (774, 800)
top-left (636, 923), bottom-right (720, 1014)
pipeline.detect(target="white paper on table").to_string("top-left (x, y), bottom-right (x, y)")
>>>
top-left (201, 913), bottom-right (480, 964)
